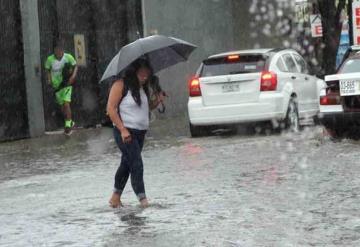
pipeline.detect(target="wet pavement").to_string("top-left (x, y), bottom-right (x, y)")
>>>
top-left (1, 121), bottom-right (360, 247)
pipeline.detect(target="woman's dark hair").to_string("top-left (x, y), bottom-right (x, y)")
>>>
top-left (122, 58), bottom-right (152, 106)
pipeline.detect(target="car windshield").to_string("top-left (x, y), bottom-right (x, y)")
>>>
top-left (200, 55), bottom-right (266, 77)
top-left (339, 58), bottom-right (360, 74)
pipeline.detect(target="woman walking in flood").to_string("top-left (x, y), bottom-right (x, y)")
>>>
top-left (107, 59), bottom-right (164, 208)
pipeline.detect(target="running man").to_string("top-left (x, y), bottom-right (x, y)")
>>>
top-left (45, 44), bottom-right (78, 135)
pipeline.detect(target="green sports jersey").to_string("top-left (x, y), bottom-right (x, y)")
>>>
top-left (45, 53), bottom-right (77, 89)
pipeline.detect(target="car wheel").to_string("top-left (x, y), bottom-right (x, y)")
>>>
top-left (325, 127), bottom-right (344, 140)
top-left (349, 127), bottom-right (360, 140)
top-left (284, 98), bottom-right (300, 132)
top-left (189, 123), bottom-right (211, 137)
top-left (313, 115), bottom-right (321, 126)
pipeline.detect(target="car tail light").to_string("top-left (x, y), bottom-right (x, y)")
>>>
top-left (260, 71), bottom-right (277, 91)
top-left (320, 89), bottom-right (341, 105)
top-left (227, 55), bottom-right (240, 61)
top-left (189, 77), bottom-right (201, 97)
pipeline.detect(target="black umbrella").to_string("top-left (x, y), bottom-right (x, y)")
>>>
top-left (100, 35), bottom-right (197, 82)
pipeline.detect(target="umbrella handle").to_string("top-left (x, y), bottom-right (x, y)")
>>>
top-left (158, 102), bottom-right (166, 113)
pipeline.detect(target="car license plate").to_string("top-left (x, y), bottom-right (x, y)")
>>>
top-left (222, 83), bottom-right (240, 93)
top-left (340, 80), bottom-right (360, 96)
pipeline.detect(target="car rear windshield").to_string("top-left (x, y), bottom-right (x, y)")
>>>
top-left (200, 55), bottom-right (266, 77)
top-left (339, 58), bottom-right (360, 74)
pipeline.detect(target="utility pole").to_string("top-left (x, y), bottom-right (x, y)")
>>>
top-left (19, 0), bottom-right (45, 137)
top-left (141, 0), bottom-right (147, 37)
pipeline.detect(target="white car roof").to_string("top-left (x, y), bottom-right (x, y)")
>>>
top-left (207, 48), bottom-right (281, 59)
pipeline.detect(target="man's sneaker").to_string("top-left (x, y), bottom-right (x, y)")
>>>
top-left (64, 127), bottom-right (73, 136)
top-left (64, 120), bottom-right (75, 136)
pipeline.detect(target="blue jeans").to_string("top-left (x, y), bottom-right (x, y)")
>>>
top-left (113, 127), bottom-right (147, 201)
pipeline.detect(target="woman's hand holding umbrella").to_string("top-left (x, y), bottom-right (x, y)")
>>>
top-left (149, 91), bottom-right (167, 111)
top-left (157, 91), bottom-right (167, 113)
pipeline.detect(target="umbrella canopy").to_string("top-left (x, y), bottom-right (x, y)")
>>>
top-left (100, 35), bottom-right (197, 82)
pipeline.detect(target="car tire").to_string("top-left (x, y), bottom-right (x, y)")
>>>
top-left (313, 115), bottom-right (321, 126)
top-left (325, 126), bottom-right (344, 140)
top-left (189, 123), bottom-right (211, 137)
top-left (284, 98), bottom-right (300, 133)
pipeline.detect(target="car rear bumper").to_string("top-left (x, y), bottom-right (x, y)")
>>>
top-left (188, 93), bottom-right (286, 126)
top-left (319, 111), bottom-right (360, 127)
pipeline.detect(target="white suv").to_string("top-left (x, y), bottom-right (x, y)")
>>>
top-left (187, 48), bottom-right (325, 137)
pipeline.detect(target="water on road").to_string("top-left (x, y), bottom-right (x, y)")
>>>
top-left (1, 126), bottom-right (360, 246)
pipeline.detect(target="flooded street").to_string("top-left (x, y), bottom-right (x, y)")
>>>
top-left (1, 0), bottom-right (358, 246)
top-left (1, 124), bottom-right (360, 247)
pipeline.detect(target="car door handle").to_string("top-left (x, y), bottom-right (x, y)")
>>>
top-left (305, 76), bottom-right (309, 81)
top-left (291, 76), bottom-right (297, 80)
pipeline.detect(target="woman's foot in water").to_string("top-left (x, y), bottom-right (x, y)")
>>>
top-left (109, 192), bottom-right (123, 208)
top-left (140, 198), bottom-right (149, 208)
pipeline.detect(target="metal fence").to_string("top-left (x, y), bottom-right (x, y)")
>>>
top-left (0, 0), bottom-right (29, 141)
